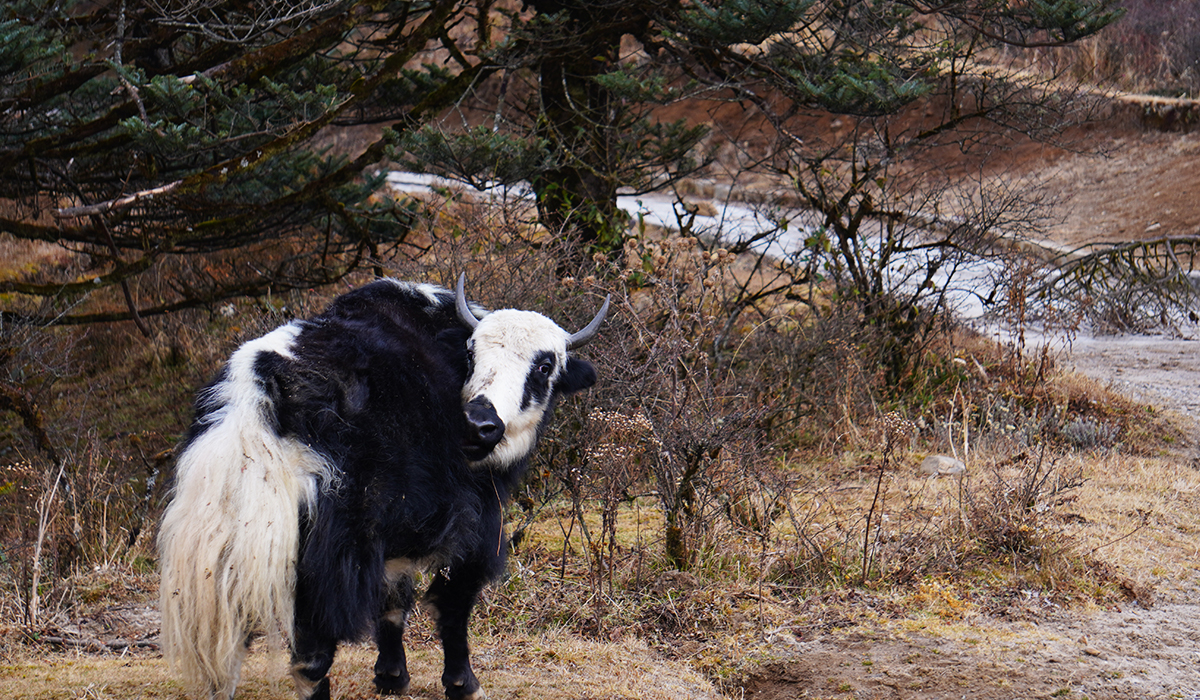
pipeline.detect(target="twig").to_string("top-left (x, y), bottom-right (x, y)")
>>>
top-left (93, 216), bottom-right (153, 338)
top-left (28, 461), bottom-right (67, 626)
top-left (1087, 522), bottom-right (1148, 556)
top-left (861, 461), bottom-right (887, 586)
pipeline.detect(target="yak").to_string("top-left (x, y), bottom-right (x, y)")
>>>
top-left (158, 275), bottom-right (608, 700)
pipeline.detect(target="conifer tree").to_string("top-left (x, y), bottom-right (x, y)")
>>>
top-left (0, 0), bottom-right (1123, 325)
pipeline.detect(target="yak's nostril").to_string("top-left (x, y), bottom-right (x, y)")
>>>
top-left (471, 416), bottom-right (503, 441)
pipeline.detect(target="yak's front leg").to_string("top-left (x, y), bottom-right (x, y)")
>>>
top-left (374, 568), bottom-right (417, 695)
top-left (425, 557), bottom-right (496, 700)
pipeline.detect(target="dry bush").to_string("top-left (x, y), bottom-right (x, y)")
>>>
top-left (581, 232), bottom-right (790, 572)
top-left (762, 308), bottom-right (891, 453)
top-left (0, 274), bottom-right (280, 634)
top-left (962, 449), bottom-right (1084, 560)
top-left (761, 445), bottom-right (1105, 605)
top-left (1, 317), bottom-right (77, 629)
top-left (0, 431), bottom-right (173, 631)
top-left (376, 199), bottom-right (808, 622)
top-left (397, 196), bottom-right (1170, 621)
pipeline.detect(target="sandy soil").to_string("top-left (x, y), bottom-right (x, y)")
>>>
top-left (1062, 334), bottom-right (1200, 418)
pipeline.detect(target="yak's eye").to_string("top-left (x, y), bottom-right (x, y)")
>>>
top-left (537, 360), bottom-right (553, 375)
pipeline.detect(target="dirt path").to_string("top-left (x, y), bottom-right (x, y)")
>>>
top-left (744, 579), bottom-right (1200, 699)
top-left (1063, 334), bottom-right (1200, 421)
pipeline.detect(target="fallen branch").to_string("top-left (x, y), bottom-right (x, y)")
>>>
top-left (22, 630), bottom-right (160, 652)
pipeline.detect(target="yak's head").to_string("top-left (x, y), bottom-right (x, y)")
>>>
top-left (455, 275), bottom-right (608, 469)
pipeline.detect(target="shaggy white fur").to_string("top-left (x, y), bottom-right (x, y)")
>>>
top-left (158, 323), bottom-right (334, 699)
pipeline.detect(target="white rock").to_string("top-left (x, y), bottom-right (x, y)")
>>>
top-left (920, 455), bottom-right (966, 477)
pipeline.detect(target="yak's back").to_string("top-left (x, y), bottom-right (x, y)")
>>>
top-left (319, 279), bottom-right (467, 340)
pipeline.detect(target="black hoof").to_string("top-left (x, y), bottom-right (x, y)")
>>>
top-left (444, 678), bottom-right (485, 700)
top-left (374, 671), bottom-right (411, 696)
top-left (309, 677), bottom-right (331, 700)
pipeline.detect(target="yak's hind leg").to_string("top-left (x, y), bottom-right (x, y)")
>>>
top-left (374, 569), bottom-right (416, 695)
top-left (425, 557), bottom-right (497, 700)
top-left (290, 622), bottom-right (337, 700)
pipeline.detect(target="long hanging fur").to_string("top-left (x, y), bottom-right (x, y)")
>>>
top-left (158, 323), bottom-right (333, 699)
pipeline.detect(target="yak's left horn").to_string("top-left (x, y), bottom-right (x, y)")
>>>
top-left (567, 294), bottom-right (611, 349)
top-left (455, 273), bottom-right (482, 330)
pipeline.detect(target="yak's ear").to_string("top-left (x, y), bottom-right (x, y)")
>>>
top-left (436, 326), bottom-right (471, 351)
top-left (436, 326), bottom-right (472, 372)
top-left (557, 357), bottom-right (597, 396)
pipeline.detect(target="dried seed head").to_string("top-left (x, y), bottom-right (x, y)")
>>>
top-left (879, 411), bottom-right (917, 443)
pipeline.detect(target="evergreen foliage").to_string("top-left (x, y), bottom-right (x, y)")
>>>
top-left (0, 0), bottom-right (1123, 324)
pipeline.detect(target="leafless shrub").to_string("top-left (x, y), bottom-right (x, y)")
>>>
top-left (768, 310), bottom-right (886, 452)
top-left (962, 448), bottom-right (1087, 569)
top-left (591, 233), bottom-right (777, 570)
top-left (1, 315), bottom-right (74, 627)
top-left (407, 196), bottom-right (1117, 609)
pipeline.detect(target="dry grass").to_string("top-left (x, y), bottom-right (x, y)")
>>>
top-left (0, 233), bottom-right (78, 286)
top-left (0, 631), bottom-right (721, 700)
top-left (1062, 451), bottom-right (1200, 583)
top-left (2, 362), bottom-right (1197, 698)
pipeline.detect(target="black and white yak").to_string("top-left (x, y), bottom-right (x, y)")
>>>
top-left (158, 275), bottom-right (608, 700)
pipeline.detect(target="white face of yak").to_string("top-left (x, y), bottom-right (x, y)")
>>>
top-left (461, 310), bottom-right (574, 469)
top-left (454, 274), bottom-right (606, 469)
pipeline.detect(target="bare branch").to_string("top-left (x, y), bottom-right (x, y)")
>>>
top-left (53, 182), bottom-right (182, 219)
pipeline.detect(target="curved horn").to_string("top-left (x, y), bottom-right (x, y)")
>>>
top-left (455, 273), bottom-right (481, 330)
top-left (566, 294), bottom-right (611, 350)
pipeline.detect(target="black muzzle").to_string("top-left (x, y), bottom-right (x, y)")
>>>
top-left (463, 397), bottom-right (505, 460)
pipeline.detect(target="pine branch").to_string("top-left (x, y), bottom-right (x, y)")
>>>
top-left (52, 0), bottom-right (471, 221)
top-left (54, 182), bottom-right (181, 219)
top-left (0, 216), bottom-right (103, 245)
